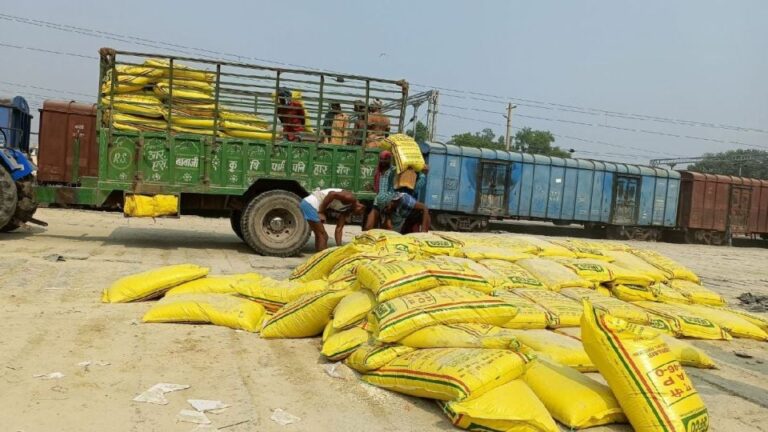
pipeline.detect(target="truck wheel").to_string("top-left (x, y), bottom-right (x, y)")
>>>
top-left (0, 167), bottom-right (18, 231)
top-left (230, 210), bottom-right (244, 240)
top-left (240, 190), bottom-right (310, 257)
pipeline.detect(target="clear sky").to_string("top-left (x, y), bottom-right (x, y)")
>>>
top-left (1, 0), bottom-right (765, 163)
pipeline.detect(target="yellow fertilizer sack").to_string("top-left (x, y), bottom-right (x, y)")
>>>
top-left (514, 235), bottom-right (578, 258)
top-left (362, 348), bottom-right (531, 401)
top-left (373, 235), bottom-right (422, 258)
top-left (678, 304), bottom-right (768, 341)
top-left (164, 273), bottom-right (262, 296)
top-left (549, 240), bottom-right (615, 261)
top-left (669, 279), bottom-right (726, 306)
top-left (386, 134), bottom-right (426, 173)
top-left (516, 258), bottom-right (593, 291)
top-left (611, 284), bottom-right (658, 302)
top-left (321, 327), bottom-right (371, 361)
top-left (142, 293), bottom-right (266, 332)
top-left (426, 256), bottom-right (500, 292)
top-left (438, 380), bottom-right (558, 432)
top-left (406, 232), bottom-right (463, 257)
top-left (357, 260), bottom-right (439, 302)
top-left (102, 264), bottom-right (209, 303)
top-left (655, 283), bottom-right (692, 305)
top-left (635, 301), bottom-right (731, 340)
top-left (260, 289), bottom-right (347, 338)
top-left (491, 290), bottom-right (549, 329)
top-left (631, 249), bottom-right (700, 284)
top-left (550, 258), bottom-right (614, 286)
top-left (290, 244), bottom-right (362, 282)
top-left (398, 323), bottom-right (521, 350)
top-left (459, 245), bottom-right (534, 263)
top-left (103, 94), bottom-right (164, 118)
top-left (332, 290), bottom-right (376, 329)
top-left (581, 303), bottom-right (710, 432)
top-left (124, 194), bottom-right (178, 217)
top-left (515, 289), bottom-right (583, 328)
top-left (604, 262), bottom-right (655, 287)
top-left (661, 335), bottom-right (717, 369)
top-left (524, 360), bottom-right (627, 429)
top-left (371, 286), bottom-right (518, 343)
top-left (510, 329), bottom-right (595, 371)
top-left (236, 278), bottom-right (327, 312)
top-left (485, 262), bottom-right (547, 290)
top-left (344, 343), bottom-right (415, 373)
top-left (144, 58), bottom-right (215, 82)
top-left (324, 319), bottom-right (368, 342)
top-left (561, 288), bottom-right (651, 325)
top-left (354, 229), bottom-right (402, 246)
top-left (722, 307), bottom-right (768, 332)
top-left (607, 251), bottom-right (671, 283)
top-left (481, 237), bottom-right (541, 254)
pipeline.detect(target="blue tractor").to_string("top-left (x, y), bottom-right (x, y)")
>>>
top-left (0, 96), bottom-right (40, 232)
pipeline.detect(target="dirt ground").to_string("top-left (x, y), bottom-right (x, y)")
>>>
top-left (1, 208), bottom-right (767, 432)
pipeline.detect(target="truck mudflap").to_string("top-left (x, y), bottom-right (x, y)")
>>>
top-left (0, 148), bottom-right (35, 181)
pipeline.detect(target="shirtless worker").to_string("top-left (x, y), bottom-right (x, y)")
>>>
top-left (300, 188), bottom-right (366, 251)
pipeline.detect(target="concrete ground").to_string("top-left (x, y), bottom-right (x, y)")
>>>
top-left (1, 208), bottom-right (767, 432)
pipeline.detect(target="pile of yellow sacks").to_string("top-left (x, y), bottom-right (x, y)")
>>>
top-left (102, 232), bottom-right (768, 432)
top-left (101, 58), bottom-right (272, 139)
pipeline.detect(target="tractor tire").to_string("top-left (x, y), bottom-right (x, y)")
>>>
top-left (11, 176), bottom-right (37, 228)
top-left (230, 210), bottom-right (244, 240)
top-left (240, 190), bottom-right (310, 257)
top-left (0, 167), bottom-right (18, 231)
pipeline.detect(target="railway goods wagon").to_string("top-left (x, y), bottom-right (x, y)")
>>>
top-left (677, 171), bottom-right (768, 244)
top-left (422, 142), bottom-right (681, 240)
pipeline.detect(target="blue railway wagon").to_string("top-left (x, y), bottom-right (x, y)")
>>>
top-left (422, 141), bottom-right (680, 239)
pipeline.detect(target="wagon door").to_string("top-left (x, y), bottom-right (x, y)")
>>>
top-left (612, 175), bottom-right (640, 225)
top-left (728, 186), bottom-right (751, 234)
top-left (476, 161), bottom-right (509, 216)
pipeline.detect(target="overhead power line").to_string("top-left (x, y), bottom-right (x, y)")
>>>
top-left (419, 84), bottom-right (768, 135)
top-left (1, 12), bottom-right (766, 135)
top-left (439, 113), bottom-right (667, 161)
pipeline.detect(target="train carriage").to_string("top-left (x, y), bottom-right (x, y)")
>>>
top-left (422, 141), bottom-right (681, 240)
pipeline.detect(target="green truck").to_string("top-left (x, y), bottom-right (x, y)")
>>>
top-left (29, 48), bottom-right (409, 256)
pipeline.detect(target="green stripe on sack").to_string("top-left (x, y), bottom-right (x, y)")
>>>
top-left (262, 291), bottom-right (331, 330)
top-left (379, 303), bottom-right (514, 333)
top-left (377, 273), bottom-right (435, 296)
top-left (327, 343), bottom-right (364, 361)
top-left (591, 307), bottom-right (671, 431)
top-left (364, 372), bottom-right (467, 399)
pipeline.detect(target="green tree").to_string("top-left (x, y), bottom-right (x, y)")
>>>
top-left (448, 128), bottom-right (504, 150)
top-left (687, 149), bottom-right (768, 179)
top-left (406, 121), bottom-right (429, 143)
top-left (514, 127), bottom-right (572, 158)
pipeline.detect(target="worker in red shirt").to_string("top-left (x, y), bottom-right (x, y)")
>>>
top-left (276, 88), bottom-right (306, 141)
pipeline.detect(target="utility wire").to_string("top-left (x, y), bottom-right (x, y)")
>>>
top-left (1, 12), bottom-right (765, 135)
top-left (439, 112), bottom-right (663, 161)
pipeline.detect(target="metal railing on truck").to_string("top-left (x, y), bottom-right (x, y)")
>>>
top-left (98, 48), bottom-right (408, 151)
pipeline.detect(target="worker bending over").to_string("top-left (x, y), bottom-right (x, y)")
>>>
top-left (382, 192), bottom-right (431, 234)
top-left (300, 188), bottom-right (365, 251)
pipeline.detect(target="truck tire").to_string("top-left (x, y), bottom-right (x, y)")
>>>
top-left (230, 210), bottom-right (244, 240)
top-left (240, 190), bottom-right (310, 257)
top-left (0, 167), bottom-right (18, 231)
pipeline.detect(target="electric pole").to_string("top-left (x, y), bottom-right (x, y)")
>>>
top-left (427, 91), bottom-right (439, 142)
top-left (504, 103), bottom-right (517, 151)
